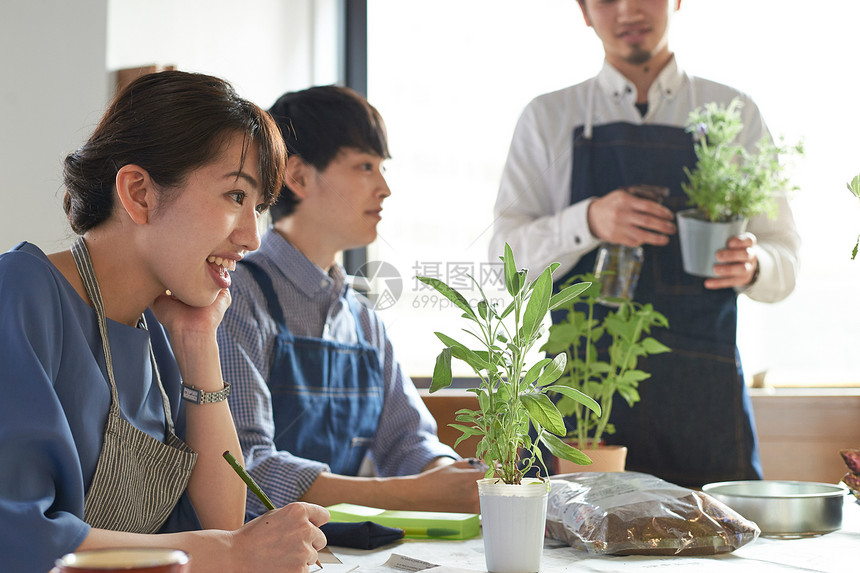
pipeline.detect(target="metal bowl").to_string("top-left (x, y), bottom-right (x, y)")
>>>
top-left (702, 480), bottom-right (850, 538)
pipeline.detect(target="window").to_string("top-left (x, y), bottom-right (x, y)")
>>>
top-left (366, 0), bottom-right (860, 386)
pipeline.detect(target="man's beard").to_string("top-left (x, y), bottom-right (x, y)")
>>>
top-left (625, 46), bottom-right (652, 66)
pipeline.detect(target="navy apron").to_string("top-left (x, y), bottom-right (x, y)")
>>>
top-left (242, 260), bottom-right (385, 476)
top-left (553, 120), bottom-right (762, 487)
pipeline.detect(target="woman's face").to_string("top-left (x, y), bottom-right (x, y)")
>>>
top-left (142, 132), bottom-right (264, 307)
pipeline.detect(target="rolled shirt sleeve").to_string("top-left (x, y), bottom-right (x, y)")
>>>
top-left (217, 275), bottom-right (330, 515)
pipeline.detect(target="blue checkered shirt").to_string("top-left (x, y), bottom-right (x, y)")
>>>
top-left (217, 230), bottom-right (457, 516)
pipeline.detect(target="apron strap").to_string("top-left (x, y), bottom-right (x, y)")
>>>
top-left (71, 238), bottom-right (121, 413)
top-left (344, 289), bottom-right (369, 344)
top-left (241, 259), bottom-right (289, 329)
top-left (70, 237), bottom-right (175, 432)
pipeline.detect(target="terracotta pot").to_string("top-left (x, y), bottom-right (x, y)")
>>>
top-left (555, 442), bottom-right (627, 474)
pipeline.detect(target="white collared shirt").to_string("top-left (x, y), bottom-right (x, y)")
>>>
top-left (490, 56), bottom-right (799, 302)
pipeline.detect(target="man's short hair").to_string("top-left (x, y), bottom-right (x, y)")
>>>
top-left (267, 85), bottom-right (390, 220)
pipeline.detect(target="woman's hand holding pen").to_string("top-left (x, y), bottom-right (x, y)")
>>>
top-left (230, 502), bottom-right (330, 572)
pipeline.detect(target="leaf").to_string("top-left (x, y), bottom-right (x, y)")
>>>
top-left (548, 281), bottom-right (591, 310)
top-left (848, 174), bottom-right (860, 198)
top-left (477, 300), bottom-right (488, 320)
top-left (617, 384), bottom-right (640, 407)
top-left (541, 432), bottom-right (593, 465)
top-left (499, 300), bottom-right (516, 319)
top-left (521, 393), bottom-right (566, 436)
top-left (434, 332), bottom-right (494, 371)
top-left (502, 243), bottom-right (519, 296)
top-left (619, 370), bottom-right (651, 385)
top-left (523, 358), bottom-right (552, 386)
top-left (522, 266), bottom-right (553, 341)
top-left (449, 423), bottom-right (483, 438)
top-left (430, 347), bottom-right (453, 392)
top-left (547, 384), bottom-right (601, 416)
top-left (640, 337), bottom-right (671, 354)
top-left (416, 276), bottom-right (476, 320)
top-left (536, 353), bottom-right (567, 387)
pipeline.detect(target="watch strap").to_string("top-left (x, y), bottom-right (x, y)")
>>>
top-left (182, 381), bottom-right (231, 404)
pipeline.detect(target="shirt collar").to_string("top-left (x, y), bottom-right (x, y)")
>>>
top-left (596, 54), bottom-right (686, 105)
top-left (257, 229), bottom-right (345, 299)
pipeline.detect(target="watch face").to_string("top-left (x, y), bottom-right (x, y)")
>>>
top-left (182, 386), bottom-right (201, 404)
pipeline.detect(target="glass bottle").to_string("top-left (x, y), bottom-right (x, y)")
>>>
top-left (593, 185), bottom-right (670, 307)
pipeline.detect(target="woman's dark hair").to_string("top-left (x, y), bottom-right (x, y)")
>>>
top-left (63, 70), bottom-right (287, 234)
top-left (267, 85), bottom-right (390, 221)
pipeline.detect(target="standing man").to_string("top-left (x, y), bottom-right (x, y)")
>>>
top-left (490, 0), bottom-right (799, 487)
top-left (218, 86), bottom-right (482, 519)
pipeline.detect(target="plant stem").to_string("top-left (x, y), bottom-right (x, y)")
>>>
top-left (578, 296), bottom-right (596, 446)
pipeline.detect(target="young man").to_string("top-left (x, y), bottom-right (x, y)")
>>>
top-left (217, 86), bottom-right (482, 518)
top-left (490, 0), bottom-right (800, 487)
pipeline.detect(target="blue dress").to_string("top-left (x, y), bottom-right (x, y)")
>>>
top-left (0, 242), bottom-right (200, 573)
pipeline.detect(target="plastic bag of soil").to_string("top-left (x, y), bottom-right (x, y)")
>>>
top-left (546, 472), bottom-right (760, 556)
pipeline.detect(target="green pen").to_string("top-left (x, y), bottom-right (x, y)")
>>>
top-left (223, 450), bottom-right (275, 510)
top-left (223, 451), bottom-right (323, 569)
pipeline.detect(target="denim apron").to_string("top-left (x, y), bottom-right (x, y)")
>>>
top-left (242, 260), bottom-right (384, 476)
top-left (71, 238), bottom-right (197, 533)
top-left (553, 119), bottom-right (762, 487)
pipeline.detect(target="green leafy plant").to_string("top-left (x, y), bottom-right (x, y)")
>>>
top-left (682, 98), bottom-right (803, 223)
top-left (541, 274), bottom-right (670, 449)
top-left (417, 244), bottom-right (601, 484)
top-left (848, 174), bottom-right (860, 259)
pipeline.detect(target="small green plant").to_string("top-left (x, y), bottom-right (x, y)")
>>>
top-left (682, 98), bottom-right (803, 223)
top-left (418, 244), bottom-right (601, 484)
top-left (848, 174), bottom-right (860, 259)
top-left (541, 274), bottom-right (670, 449)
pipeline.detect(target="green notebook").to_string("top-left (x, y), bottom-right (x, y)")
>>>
top-left (326, 503), bottom-right (480, 540)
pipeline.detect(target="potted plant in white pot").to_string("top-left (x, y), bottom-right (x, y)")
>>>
top-left (678, 98), bottom-right (803, 276)
top-left (541, 274), bottom-right (670, 473)
top-left (418, 243), bottom-right (601, 573)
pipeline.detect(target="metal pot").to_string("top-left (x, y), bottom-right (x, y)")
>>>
top-left (702, 480), bottom-right (850, 538)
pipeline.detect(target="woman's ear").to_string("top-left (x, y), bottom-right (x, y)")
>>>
top-left (115, 164), bottom-right (155, 225)
top-left (285, 155), bottom-right (312, 200)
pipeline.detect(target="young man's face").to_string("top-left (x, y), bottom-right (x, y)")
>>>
top-left (579, 0), bottom-right (679, 69)
top-left (306, 148), bottom-right (391, 252)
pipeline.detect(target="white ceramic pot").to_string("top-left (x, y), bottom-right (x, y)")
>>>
top-left (477, 478), bottom-right (549, 573)
top-left (676, 208), bottom-right (748, 277)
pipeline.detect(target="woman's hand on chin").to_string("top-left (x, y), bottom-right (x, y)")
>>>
top-left (150, 288), bottom-right (232, 342)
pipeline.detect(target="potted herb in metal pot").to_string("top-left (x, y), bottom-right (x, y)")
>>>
top-left (418, 244), bottom-right (600, 573)
top-left (542, 274), bottom-right (670, 473)
top-left (678, 98), bottom-right (803, 277)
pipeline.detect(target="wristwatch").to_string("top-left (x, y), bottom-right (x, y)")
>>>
top-left (182, 381), bottom-right (231, 404)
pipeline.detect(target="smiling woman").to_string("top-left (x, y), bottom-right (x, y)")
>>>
top-left (0, 70), bottom-right (330, 573)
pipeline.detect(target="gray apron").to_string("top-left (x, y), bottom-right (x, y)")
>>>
top-left (71, 237), bottom-right (198, 533)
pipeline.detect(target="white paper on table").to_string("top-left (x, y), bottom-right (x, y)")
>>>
top-left (309, 547), bottom-right (359, 573)
top-left (353, 553), bottom-right (481, 573)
